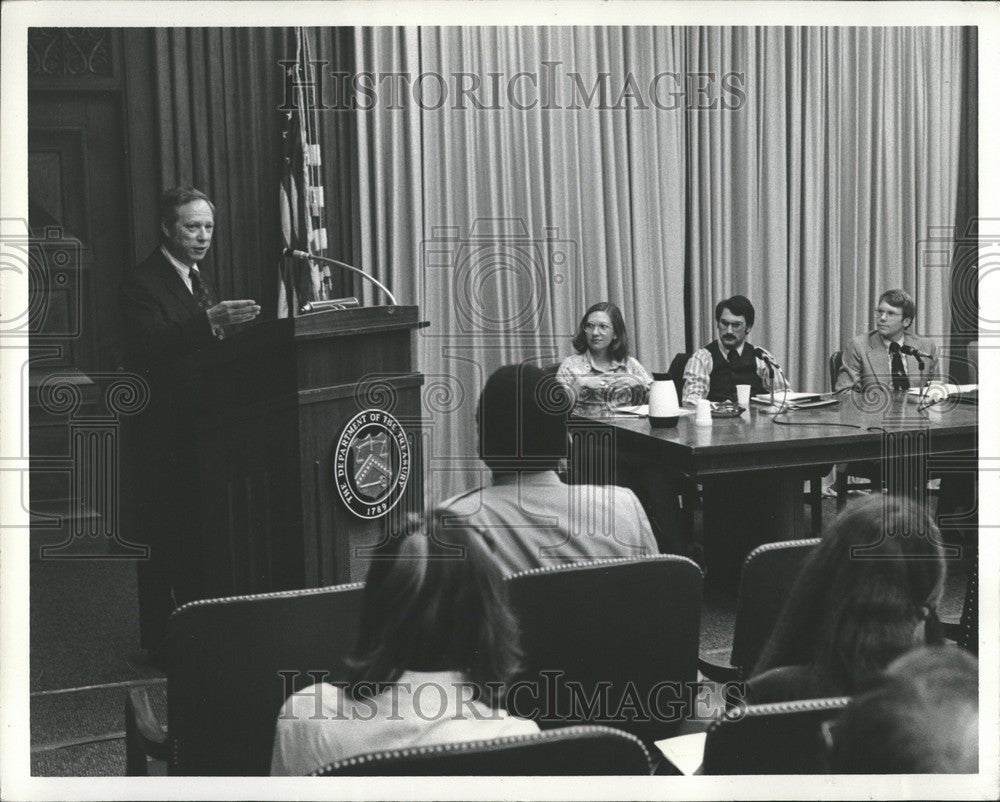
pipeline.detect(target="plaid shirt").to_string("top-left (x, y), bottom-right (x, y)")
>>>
top-left (681, 342), bottom-right (788, 407)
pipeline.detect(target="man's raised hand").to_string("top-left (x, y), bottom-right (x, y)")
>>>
top-left (207, 300), bottom-right (261, 326)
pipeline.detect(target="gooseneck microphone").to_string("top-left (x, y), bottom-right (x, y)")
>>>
top-left (898, 344), bottom-right (933, 361)
top-left (284, 249), bottom-right (398, 306)
top-left (752, 346), bottom-right (780, 370)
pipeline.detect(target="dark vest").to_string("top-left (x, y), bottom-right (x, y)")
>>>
top-left (706, 340), bottom-right (765, 402)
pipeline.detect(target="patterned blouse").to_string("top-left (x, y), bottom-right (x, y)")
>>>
top-left (556, 352), bottom-right (654, 415)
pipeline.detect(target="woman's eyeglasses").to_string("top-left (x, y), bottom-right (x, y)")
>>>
top-left (585, 322), bottom-right (612, 333)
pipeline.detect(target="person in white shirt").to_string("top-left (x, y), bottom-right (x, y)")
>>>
top-left (435, 362), bottom-right (664, 570)
top-left (270, 518), bottom-right (538, 775)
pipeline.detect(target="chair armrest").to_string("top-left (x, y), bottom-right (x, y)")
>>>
top-left (125, 685), bottom-right (170, 774)
top-left (698, 657), bottom-right (739, 683)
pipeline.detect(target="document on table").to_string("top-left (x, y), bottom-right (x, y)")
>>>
top-left (654, 731), bottom-right (707, 775)
top-left (614, 405), bottom-right (694, 418)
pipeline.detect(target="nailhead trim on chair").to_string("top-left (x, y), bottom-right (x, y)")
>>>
top-left (710, 695), bottom-right (851, 730)
top-left (740, 538), bottom-right (821, 570)
top-left (309, 724), bottom-right (652, 776)
top-left (173, 581), bottom-right (365, 614)
top-left (505, 553), bottom-right (703, 582)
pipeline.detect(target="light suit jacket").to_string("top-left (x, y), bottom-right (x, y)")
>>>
top-left (835, 330), bottom-right (940, 393)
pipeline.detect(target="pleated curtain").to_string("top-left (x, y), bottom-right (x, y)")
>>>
top-left (145, 26), bottom-right (972, 504)
top-left (347, 26), bottom-right (969, 502)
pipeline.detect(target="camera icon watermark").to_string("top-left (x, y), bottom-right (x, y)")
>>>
top-left (420, 218), bottom-right (580, 339)
top-left (917, 217), bottom-right (999, 339)
top-left (0, 219), bottom-right (83, 338)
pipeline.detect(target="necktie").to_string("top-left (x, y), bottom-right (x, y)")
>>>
top-left (889, 342), bottom-right (910, 391)
top-left (727, 348), bottom-right (739, 364)
top-left (191, 268), bottom-right (225, 340)
top-left (190, 267), bottom-right (213, 310)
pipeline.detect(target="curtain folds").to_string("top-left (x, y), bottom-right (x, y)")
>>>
top-left (685, 27), bottom-right (963, 389)
top-left (145, 26), bottom-right (971, 504)
top-left (352, 26), bottom-right (698, 500)
top-left (152, 28), bottom-right (289, 311)
top-left (347, 25), bottom-right (969, 503)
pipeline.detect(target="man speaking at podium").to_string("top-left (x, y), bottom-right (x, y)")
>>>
top-left (120, 187), bottom-right (260, 661)
top-left (122, 187), bottom-right (261, 356)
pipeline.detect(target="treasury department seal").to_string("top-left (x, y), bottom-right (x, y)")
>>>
top-left (334, 410), bottom-right (410, 519)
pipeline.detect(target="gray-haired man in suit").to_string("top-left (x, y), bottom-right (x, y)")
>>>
top-left (120, 187), bottom-right (260, 661)
top-left (835, 288), bottom-right (940, 393)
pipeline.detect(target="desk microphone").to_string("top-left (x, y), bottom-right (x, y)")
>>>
top-left (899, 344), bottom-right (933, 361)
top-left (752, 347), bottom-right (780, 370)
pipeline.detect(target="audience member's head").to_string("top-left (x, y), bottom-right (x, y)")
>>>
top-left (477, 363), bottom-right (569, 474)
top-left (753, 495), bottom-right (947, 695)
top-left (347, 515), bottom-right (522, 707)
top-left (827, 646), bottom-right (978, 773)
top-left (571, 301), bottom-right (630, 362)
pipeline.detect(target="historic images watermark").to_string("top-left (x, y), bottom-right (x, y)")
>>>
top-left (280, 60), bottom-right (748, 113)
top-left (276, 670), bottom-right (747, 724)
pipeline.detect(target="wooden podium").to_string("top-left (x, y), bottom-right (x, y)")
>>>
top-left (175, 305), bottom-right (427, 600)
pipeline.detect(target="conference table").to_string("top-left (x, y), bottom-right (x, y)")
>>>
top-left (570, 394), bottom-right (977, 584)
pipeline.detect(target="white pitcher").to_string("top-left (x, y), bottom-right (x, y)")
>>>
top-left (648, 372), bottom-right (680, 428)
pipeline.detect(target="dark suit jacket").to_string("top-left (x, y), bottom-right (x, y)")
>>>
top-left (119, 247), bottom-right (220, 593)
top-left (120, 246), bottom-right (218, 370)
top-left (834, 330), bottom-right (940, 393)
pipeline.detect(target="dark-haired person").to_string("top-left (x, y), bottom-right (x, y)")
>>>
top-left (835, 288), bottom-right (940, 393)
top-left (435, 363), bottom-right (659, 574)
top-left (270, 519), bottom-right (537, 775)
top-left (826, 646), bottom-right (978, 774)
top-left (681, 294), bottom-right (787, 406)
top-left (120, 187), bottom-right (261, 661)
top-left (556, 301), bottom-right (653, 415)
top-left (744, 495), bottom-right (947, 704)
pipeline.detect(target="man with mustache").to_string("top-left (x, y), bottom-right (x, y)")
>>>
top-left (681, 294), bottom-right (786, 407)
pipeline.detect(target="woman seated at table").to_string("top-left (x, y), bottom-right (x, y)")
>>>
top-left (556, 301), bottom-right (653, 415)
top-left (743, 495), bottom-right (947, 705)
top-left (270, 517), bottom-right (538, 775)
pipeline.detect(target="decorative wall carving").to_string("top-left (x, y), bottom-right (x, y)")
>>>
top-left (28, 28), bottom-right (112, 77)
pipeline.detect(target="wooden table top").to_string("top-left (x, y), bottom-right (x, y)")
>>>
top-left (572, 397), bottom-right (978, 477)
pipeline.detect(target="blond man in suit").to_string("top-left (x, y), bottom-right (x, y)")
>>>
top-left (835, 288), bottom-right (940, 393)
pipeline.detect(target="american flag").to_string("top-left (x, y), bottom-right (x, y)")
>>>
top-left (277, 26), bottom-right (330, 318)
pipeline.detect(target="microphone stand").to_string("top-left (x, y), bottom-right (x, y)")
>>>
top-left (758, 358), bottom-right (788, 414)
top-left (290, 251), bottom-right (398, 306)
top-left (913, 355), bottom-right (931, 409)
